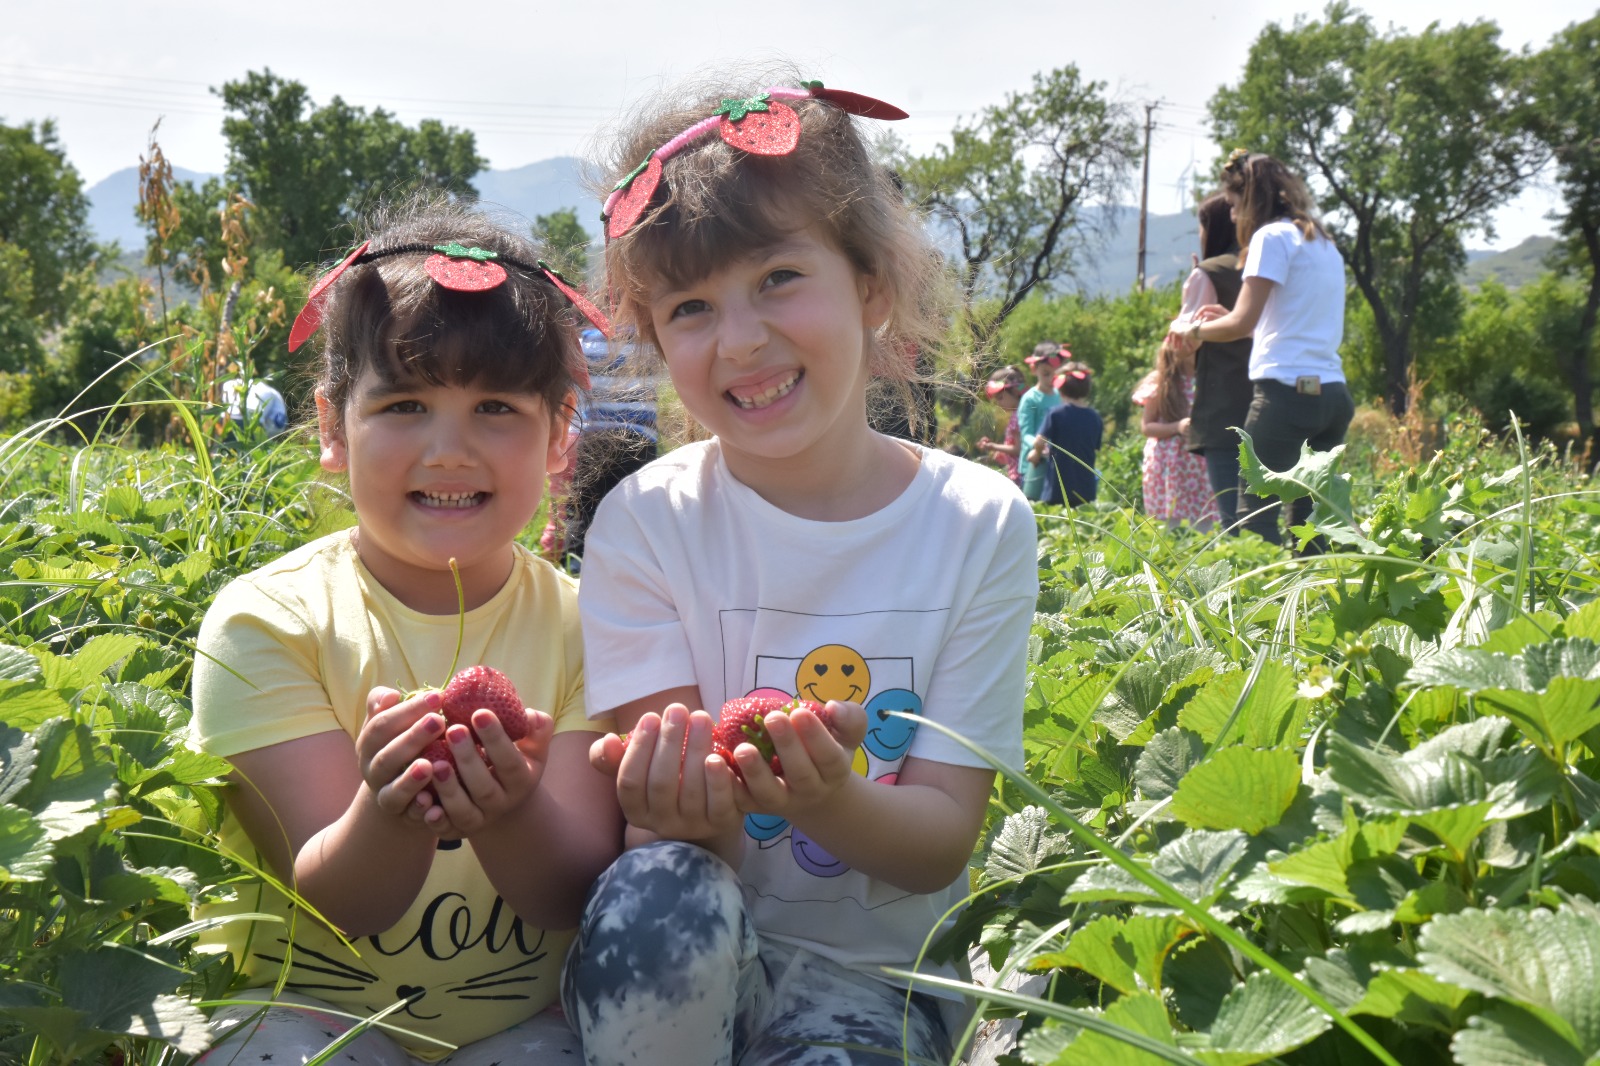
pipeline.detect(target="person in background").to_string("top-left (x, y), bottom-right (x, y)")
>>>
top-left (1184, 150), bottom-right (1350, 549)
top-left (1169, 193), bottom-right (1252, 530)
top-left (977, 366), bottom-right (1026, 489)
top-left (1018, 341), bottom-right (1066, 501)
top-left (219, 365), bottom-right (289, 436)
top-left (1028, 361), bottom-right (1102, 508)
top-left (557, 328), bottom-right (660, 573)
top-left (1134, 337), bottom-right (1217, 530)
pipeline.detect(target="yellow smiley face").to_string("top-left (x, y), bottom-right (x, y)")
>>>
top-left (797, 644), bottom-right (871, 705)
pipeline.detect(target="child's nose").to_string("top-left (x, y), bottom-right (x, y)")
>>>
top-left (715, 300), bottom-right (768, 362)
top-left (422, 416), bottom-right (477, 466)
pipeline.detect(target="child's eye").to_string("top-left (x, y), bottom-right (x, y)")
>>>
top-left (763, 268), bottom-right (801, 289)
top-left (670, 299), bottom-right (710, 320)
top-left (477, 399), bottom-right (515, 414)
top-left (385, 399), bottom-right (424, 414)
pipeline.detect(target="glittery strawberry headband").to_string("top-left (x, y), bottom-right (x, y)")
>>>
top-left (601, 81), bottom-right (909, 241)
top-left (288, 241), bottom-right (611, 388)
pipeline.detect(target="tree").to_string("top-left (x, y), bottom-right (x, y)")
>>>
top-left (897, 67), bottom-right (1140, 356)
top-left (1210, 4), bottom-right (1547, 415)
top-left (0, 119), bottom-right (94, 328)
top-left (532, 207), bottom-right (591, 282)
top-left (205, 70), bottom-right (486, 268)
top-left (1530, 14), bottom-right (1600, 457)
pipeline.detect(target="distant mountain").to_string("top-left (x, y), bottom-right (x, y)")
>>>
top-left (84, 158), bottom-right (601, 254)
top-left (86, 165), bottom-right (213, 252)
top-left (1463, 236), bottom-right (1560, 289)
top-left (85, 164), bottom-right (1553, 297)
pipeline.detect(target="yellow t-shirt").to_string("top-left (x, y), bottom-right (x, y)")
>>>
top-left (190, 531), bottom-right (601, 1060)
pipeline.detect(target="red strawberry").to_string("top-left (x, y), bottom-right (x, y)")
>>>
top-left (442, 665), bottom-right (527, 741)
top-left (718, 102), bottom-right (801, 155)
top-left (713, 696), bottom-right (825, 777)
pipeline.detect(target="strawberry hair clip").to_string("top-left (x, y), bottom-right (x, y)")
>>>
top-left (601, 81), bottom-right (909, 241)
top-left (287, 241), bottom-right (611, 388)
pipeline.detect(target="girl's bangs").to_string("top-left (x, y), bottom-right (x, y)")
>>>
top-left (376, 286), bottom-right (565, 396)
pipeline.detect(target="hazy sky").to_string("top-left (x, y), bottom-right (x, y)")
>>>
top-left (5, 0), bottom-right (1593, 248)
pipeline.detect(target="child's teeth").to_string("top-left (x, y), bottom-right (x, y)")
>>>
top-left (419, 491), bottom-right (483, 508)
top-left (734, 372), bottom-right (799, 410)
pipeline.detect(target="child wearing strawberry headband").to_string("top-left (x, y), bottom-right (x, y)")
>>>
top-left (568, 71), bottom-right (1037, 1064)
top-left (1017, 341), bottom-right (1066, 500)
top-left (978, 366), bottom-right (1026, 487)
top-left (190, 196), bottom-right (620, 1063)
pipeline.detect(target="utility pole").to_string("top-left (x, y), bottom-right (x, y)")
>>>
top-left (1136, 101), bottom-right (1159, 292)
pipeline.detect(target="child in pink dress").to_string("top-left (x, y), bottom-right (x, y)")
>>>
top-left (978, 366), bottom-right (1025, 488)
top-left (1134, 338), bottom-right (1218, 530)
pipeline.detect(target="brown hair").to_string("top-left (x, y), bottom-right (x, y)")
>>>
top-left (1220, 152), bottom-right (1326, 266)
top-left (1197, 192), bottom-right (1237, 262)
top-left (1147, 337), bottom-right (1194, 423)
top-left (313, 194), bottom-right (582, 427)
top-left (1056, 361), bottom-right (1094, 401)
top-left (598, 71), bottom-right (951, 381)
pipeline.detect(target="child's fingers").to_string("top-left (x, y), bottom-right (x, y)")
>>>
top-left (614, 713), bottom-right (662, 820)
top-left (371, 757), bottom-right (437, 817)
top-left (365, 711), bottom-right (446, 788)
top-left (644, 705), bottom-right (694, 814)
top-left (426, 747), bottom-right (488, 834)
top-left (819, 700), bottom-right (867, 751)
top-left (590, 732), bottom-right (626, 775)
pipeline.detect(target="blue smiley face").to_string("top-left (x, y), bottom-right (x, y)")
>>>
top-left (744, 812), bottom-right (789, 843)
top-left (862, 688), bottom-right (921, 761)
top-left (790, 827), bottom-right (849, 877)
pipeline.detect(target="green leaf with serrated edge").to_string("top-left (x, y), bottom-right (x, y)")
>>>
top-left (1451, 1004), bottom-right (1590, 1066)
top-left (1194, 969), bottom-right (1332, 1064)
top-left (1134, 727), bottom-right (1206, 801)
top-left (1170, 747), bottom-right (1300, 835)
top-left (0, 683), bottom-right (72, 730)
top-left (0, 644), bottom-right (42, 683)
top-left (1478, 677), bottom-right (1600, 756)
top-left (1031, 914), bottom-right (1191, 994)
top-left (1356, 967), bottom-right (1472, 1028)
top-left (1023, 991), bottom-right (1178, 1066)
top-left (1067, 830), bottom-right (1252, 907)
top-left (0, 805), bottom-right (52, 880)
top-left (1409, 803), bottom-right (1496, 862)
top-left (69, 633), bottom-right (146, 682)
top-left (1238, 435), bottom-right (1377, 551)
top-left (1419, 905), bottom-right (1600, 1054)
top-left (0, 725), bottom-right (36, 804)
top-left (986, 806), bottom-right (1075, 883)
top-left (1177, 661), bottom-right (1301, 748)
top-left (1325, 727), bottom-right (1494, 814)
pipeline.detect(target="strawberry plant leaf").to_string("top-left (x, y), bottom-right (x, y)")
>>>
top-left (1067, 830), bottom-right (1252, 907)
top-left (0, 804), bottom-right (52, 880)
top-left (1036, 914), bottom-right (1191, 995)
top-left (0, 725), bottom-right (37, 804)
top-left (1196, 969), bottom-right (1333, 1063)
top-left (1170, 747), bottom-right (1300, 835)
top-left (0, 644), bottom-right (42, 682)
top-left (69, 634), bottom-right (148, 682)
top-left (1418, 905), bottom-right (1600, 1055)
top-left (1134, 727), bottom-right (1206, 801)
top-left (1020, 990), bottom-right (1180, 1065)
top-left (1450, 1003), bottom-right (1592, 1066)
top-left (986, 806), bottom-right (1076, 882)
top-left (1177, 662), bottom-right (1302, 748)
top-left (59, 946), bottom-right (208, 1054)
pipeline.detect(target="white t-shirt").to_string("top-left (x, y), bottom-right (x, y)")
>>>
top-left (579, 440), bottom-right (1037, 988)
top-left (1243, 220), bottom-right (1346, 385)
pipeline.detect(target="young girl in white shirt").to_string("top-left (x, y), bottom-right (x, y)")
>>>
top-left (563, 73), bottom-right (1038, 1065)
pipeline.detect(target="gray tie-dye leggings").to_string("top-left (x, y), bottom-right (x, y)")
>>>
top-left (560, 841), bottom-right (954, 1066)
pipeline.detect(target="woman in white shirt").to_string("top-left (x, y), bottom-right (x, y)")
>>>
top-left (1181, 151), bottom-right (1352, 549)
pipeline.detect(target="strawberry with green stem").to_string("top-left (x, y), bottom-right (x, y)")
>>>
top-left (416, 559), bottom-right (527, 790)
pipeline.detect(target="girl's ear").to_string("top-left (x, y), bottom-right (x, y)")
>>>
top-left (314, 388), bottom-right (348, 473)
top-left (545, 392), bottom-right (579, 477)
top-left (858, 272), bottom-right (892, 332)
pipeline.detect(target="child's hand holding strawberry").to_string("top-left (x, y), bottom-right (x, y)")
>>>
top-left (727, 700), bottom-right (867, 818)
top-left (608, 703), bottom-right (744, 861)
top-left (425, 700), bottom-right (556, 836)
top-left (354, 687), bottom-right (456, 833)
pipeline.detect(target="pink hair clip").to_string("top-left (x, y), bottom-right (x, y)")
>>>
top-left (601, 80), bottom-right (909, 241)
top-left (287, 242), bottom-right (610, 388)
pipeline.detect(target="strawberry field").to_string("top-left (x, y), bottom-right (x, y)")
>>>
top-left (4, 407), bottom-right (1600, 1065)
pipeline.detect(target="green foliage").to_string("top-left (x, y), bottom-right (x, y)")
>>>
top-left (955, 425), bottom-right (1600, 1064)
top-left (532, 206), bottom-right (591, 282)
top-left (898, 66), bottom-right (1140, 351)
top-left (1211, 4), bottom-right (1545, 415)
top-left (0, 119), bottom-right (94, 329)
top-left (207, 69), bottom-right (487, 269)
